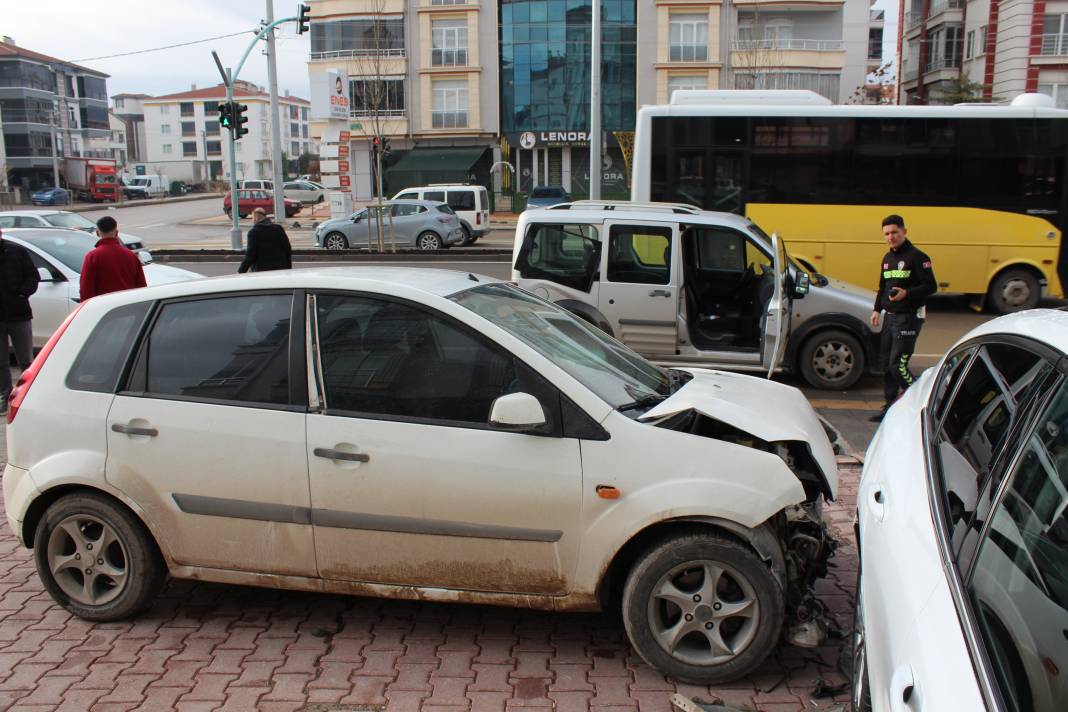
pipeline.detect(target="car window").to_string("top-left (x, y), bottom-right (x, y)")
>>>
top-left (284, 183), bottom-right (299, 190)
top-left (447, 190), bottom-right (475, 211)
top-left (425, 191), bottom-right (445, 203)
top-left (516, 223), bottom-right (600, 292)
top-left (26, 251), bottom-right (61, 280)
top-left (937, 344), bottom-right (1046, 556)
top-left (480, 188), bottom-right (489, 209)
top-left (396, 192), bottom-right (417, 200)
top-left (391, 204), bottom-right (416, 217)
top-left (0, 217), bottom-right (16, 228)
top-left (21, 233), bottom-right (94, 272)
top-left (692, 228), bottom-right (745, 271)
top-left (966, 378), bottom-right (1068, 712)
top-left (435, 204), bottom-right (454, 215)
top-left (142, 294), bottom-right (292, 405)
top-left (932, 347), bottom-right (977, 422)
top-left (316, 294), bottom-right (529, 425)
top-left (606, 225), bottom-right (671, 285)
top-left (67, 301), bottom-right (152, 393)
top-left (43, 213), bottom-right (94, 230)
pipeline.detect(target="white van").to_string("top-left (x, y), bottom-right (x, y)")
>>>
top-left (123, 174), bottom-right (170, 199)
top-left (392, 184), bottom-right (490, 245)
top-left (512, 201), bottom-right (880, 389)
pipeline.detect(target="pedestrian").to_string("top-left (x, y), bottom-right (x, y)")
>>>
top-left (0, 226), bottom-right (40, 413)
top-left (870, 214), bottom-right (936, 422)
top-left (238, 207), bottom-right (292, 273)
top-left (80, 216), bottom-right (147, 301)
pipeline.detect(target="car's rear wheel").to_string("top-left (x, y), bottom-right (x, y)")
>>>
top-left (224, 208), bottom-right (232, 218)
top-left (417, 231), bottom-right (443, 250)
top-left (316, 195), bottom-right (324, 204)
top-left (799, 329), bottom-right (865, 390)
top-left (622, 532), bottom-right (783, 684)
top-left (323, 232), bottom-right (349, 250)
top-left (987, 268), bottom-right (1040, 314)
top-left (460, 225), bottom-right (473, 246)
top-left (33, 493), bottom-right (165, 621)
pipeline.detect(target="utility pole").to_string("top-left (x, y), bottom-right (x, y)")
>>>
top-left (265, 0), bottom-right (285, 221)
top-left (50, 100), bottom-right (61, 189)
top-left (589, 0), bottom-right (601, 200)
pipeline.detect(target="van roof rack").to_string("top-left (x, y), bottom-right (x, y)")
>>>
top-left (427, 182), bottom-right (472, 187)
top-left (548, 200), bottom-right (702, 215)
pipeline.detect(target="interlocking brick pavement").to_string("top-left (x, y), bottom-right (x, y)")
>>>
top-left (0, 422), bottom-right (859, 711)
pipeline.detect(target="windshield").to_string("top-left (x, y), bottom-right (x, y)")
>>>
top-left (20, 233), bottom-right (95, 272)
top-left (747, 222), bottom-right (806, 275)
top-left (43, 213), bottom-right (95, 230)
top-left (451, 283), bottom-right (671, 408)
top-left (129, 178), bottom-right (148, 187)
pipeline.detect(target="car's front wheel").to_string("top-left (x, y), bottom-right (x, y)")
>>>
top-left (799, 329), bottom-right (865, 390)
top-left (33, 493), bottom-right (165, 621)
top-left (622, 532), bottom-right (784, 684)
top-left (417, 231), bottom-right (443, 250)
top-left (987, 268), bottom-right (1040, 314)
top-left (323, 231), bottom-right (349, 250)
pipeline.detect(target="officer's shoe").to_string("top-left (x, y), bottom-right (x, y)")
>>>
top-left (868, 406), bottom-right (888, 423)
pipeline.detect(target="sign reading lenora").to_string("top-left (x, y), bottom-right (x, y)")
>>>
top-left (514, 131), bottom-right (591, 148)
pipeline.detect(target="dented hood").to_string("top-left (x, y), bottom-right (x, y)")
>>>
top-left (639, 369), bottom-right (839, 499)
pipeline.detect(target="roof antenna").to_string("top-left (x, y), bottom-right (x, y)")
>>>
top-left (468, 273), bottom-right (479, 282)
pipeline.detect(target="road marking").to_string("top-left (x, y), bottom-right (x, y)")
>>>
top-left (137, 222), bottom-right (167, 229)
top-left (809, 398), bottom-right (883, 412)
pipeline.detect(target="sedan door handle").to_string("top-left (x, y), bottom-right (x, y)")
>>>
top-left (111, 423), bottom-right (158, 437)
top-left (313, 447), bottom-right (370, 463)
top-left (649, 289), bottom-right (672, 298)
top-left (869, 487), bottom-right (886, 522)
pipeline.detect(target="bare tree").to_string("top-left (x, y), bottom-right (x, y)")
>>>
top-left (727, 8), bottom-right (782, 91)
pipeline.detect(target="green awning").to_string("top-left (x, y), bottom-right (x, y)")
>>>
top-left (385, 147), bottom-right (488, 195)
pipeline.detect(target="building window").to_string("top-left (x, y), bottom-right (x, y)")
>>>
top-left (159, 105), bottom-right (170, 115)
top-left (1039, 83), bottom-right (1068, 108)
top-left (180, 102), bottom-right (195, 117)
top-left (925, 25), bottom-right (963, 71)
top-left (978, 25), bottom-right (988, 55)
top-left (301, 107), bottom-right (308, 121)
top-left (432, 0), bottom-right (465, 4)
top-left (667, 75), bottom-right (708, 98)
top-left (302, 124), bottom-right (308, 138)
top-left (1043, 14), bottom-right (1068, 55)
top-left (310, 17), bottom-right (405, 56)
top-left (349, 78), bottom-right (405, 116)
top-left (432, 78), bottom-right (468, 128)
top-left (206, 140), bottom-right (222, 155)
top-left (432, 18), bottom-right (468, 67)
top-left (205, 120), bottom-right (220, 135)
top-left (160, 124), bottom-right (171, 135)
top-left (670, 13), bottom-right (709, 62)
top-left (290, 122), bottom-right (299, 136)
top-left (182, 141), bottom-right (197, 157)
top-left (162, 144), bottom-right (173, 154)
top-left (181, 121), bottom-right (196, 137)
top-left (735, 71), bottom-right (840, 102)
top-left (291, 141), bottom-right (300, 155)
top-left (115, 98), bottom-right (125, 109)
top-left (966, 29), bottom-right (975, 59)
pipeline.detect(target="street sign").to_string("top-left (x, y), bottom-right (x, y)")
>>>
top-left (338, 144), bottom-right (350, 158)
top-left (339, 175), bottom-right (350, 187)
top-left (338, 160), bottom-right (350, 172)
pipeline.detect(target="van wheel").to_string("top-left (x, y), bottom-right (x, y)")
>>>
top-left (33, 493), bottom-right (165, 622)
top-left (988, 268), bottom-right (1040, 314)
top-left (417, 231), bottom-right (443, 250)
top-left (622, 532), bottom-right (783, 684)
top-left (460, 225), bottom-right (473, 246)
top-left (323, 232), bottom-right (348, 250)
top-left (800, 329), bottom-right (865, 390)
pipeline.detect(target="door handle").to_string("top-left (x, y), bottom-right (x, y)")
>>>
top-left (649, 289), bottom-right (672, 298)
top-left (111, 423), bottom-right (158, 437)
top-left (869, 487), bottom-right (886, 522)
top-left (889, 664), bottom-right (916, 712)
top-left (313, 447), bottom-right (370, 463)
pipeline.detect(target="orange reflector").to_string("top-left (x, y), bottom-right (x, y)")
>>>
top-left (1043, 259), bottom-right (1054, 264)
top-left (1043, 657), bottom-right (1059, 676)
top-left (596, 485), bottom-right (621, 499)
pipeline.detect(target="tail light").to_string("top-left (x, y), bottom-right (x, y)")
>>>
top-left (476, 213), bottom-right (481, 225)
top-left (8, 304), bottom-right (84, 424)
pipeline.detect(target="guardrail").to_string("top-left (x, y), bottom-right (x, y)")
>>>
top-left (731, 39), bottom-right (845, 51)
top-left (1041, 33), bottom-right (1068, 55)
top-left (351, 109), bottom-right (407, 119)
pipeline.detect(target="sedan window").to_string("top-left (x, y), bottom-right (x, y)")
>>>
top-left (0, 217), bottom-right (16, 228)
top-left (43, 213), bottom-right (95, 230)
top-left (966, 379), bottom-right (1068, 712)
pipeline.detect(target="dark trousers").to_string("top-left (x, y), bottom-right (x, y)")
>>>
top-left (1, 319), bottom-right (33, 397)
top-left (880, 312), bottom-right (922, 406)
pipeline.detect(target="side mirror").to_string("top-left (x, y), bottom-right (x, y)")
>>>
top-left (488, 392), bottom-right (547, 433)
top-left (138, 250), bottom-right (153, 265)
top-left (794, 271), bottom-right (811, 297)
top-left (37, 267), bottom-right (57, 283)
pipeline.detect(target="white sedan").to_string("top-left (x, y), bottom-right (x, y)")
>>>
top-left (855, 309), bottom-right (1068, 711)
top-left (3, 228), bottom-right (200, 347)
top-left (0, 210), bottom-right (150, 253)
top-left (283, 181), bottom-right (326, 204)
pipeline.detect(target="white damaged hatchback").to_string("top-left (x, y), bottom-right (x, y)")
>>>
top-left (3, 268), bottom-right (838, 683)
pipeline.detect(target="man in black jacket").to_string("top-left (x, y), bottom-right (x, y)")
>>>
top-left (0, 227), bottom-right (40, 412)
top-left (870, 214), bottom-right (937, 422)
top-left (238, 207), bottom-right (293, 273)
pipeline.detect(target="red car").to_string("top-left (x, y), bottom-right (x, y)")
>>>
top-left (224, 189), bottom-right (301, 218)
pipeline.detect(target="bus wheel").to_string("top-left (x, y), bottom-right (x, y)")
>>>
top-left (988, 269), bottom-right (1040, 314)
top-left (799, 329), bottom-right (865, 390)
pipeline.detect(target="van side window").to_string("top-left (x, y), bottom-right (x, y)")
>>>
top-left (425, 191), bottom-right (445, 203)
top-left (606, 225), bottom-right (671, 285)
top-left (396, 192), bottom-right (417, 200)
top-left (515, 223), bottom-right (599, 292)
top-left (447, 190), bottom-right (475, 211)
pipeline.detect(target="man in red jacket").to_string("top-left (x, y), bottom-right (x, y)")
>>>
top-left (80, 216), bottom-right (146, 300)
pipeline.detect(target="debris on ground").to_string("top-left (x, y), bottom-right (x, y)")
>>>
top-left (669, 693), bottom-right (748, 712)
top-left (811, 677), bottom-right (851, 698)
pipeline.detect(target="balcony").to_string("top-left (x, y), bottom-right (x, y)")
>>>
top-left (1041, 33), bottom-right (1068, 56)
top-left (350, 108), bottom-right (407, 119)
top-left (310, 48), bottom-right (406, 61)
top-left (732, 39), bottom-right (845, 51)
top-left (925, 54), bottom-right (962, 72)
top-left (870, 10), bottom-right (885, 23)
top-left (928, 0), bottom-right (963, 18)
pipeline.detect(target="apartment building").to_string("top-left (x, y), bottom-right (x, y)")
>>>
top-left (142, 82), bottom-right (311, 183)
top-left (307, 0), bottom-right (499, 200)
top-left (900, 0), bottom-right (1066, 105)
top-left (0, 38), bottom-right (110, 191)
top-left (111, 93), bottom-right (149, 163)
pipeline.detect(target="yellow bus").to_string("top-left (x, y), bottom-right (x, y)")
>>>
top-left (630, 90), bottom-right (1068, 313)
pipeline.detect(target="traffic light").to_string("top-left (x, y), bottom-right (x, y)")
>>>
top-left (217, 101), bottom-right (233, 130)
top-left (233, 103), bottom-right (249, 139)
top-left (371, 136), bottom-right (380, 152)
top-left (297, 3), bottom-right (311, 34)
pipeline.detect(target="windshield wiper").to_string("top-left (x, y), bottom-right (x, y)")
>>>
top-left (666, 368), bottom-right (692, 394)
top-left (618, 385), bottom-right (668, 412)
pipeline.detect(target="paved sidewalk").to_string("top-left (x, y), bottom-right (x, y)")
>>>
top-left (0, 421), bottom-right (859, 712)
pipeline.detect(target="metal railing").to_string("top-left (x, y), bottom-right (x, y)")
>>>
top-left (903, 64), bottom-right (919, 81)
top-left (926, 54), bottom-right (962, 71)
top-left (1041, 33), bottom-right (1068, 55)
top-left (350, 108), bottom-right (407, 119)
top-left (731, 39), bottom-right (845, 51)
top-left (928, 0), bottom-right (964, 16)
top-left (310, 48), bottom-right (406, 61)
top-left (0, 110), bottom-right (54, 124)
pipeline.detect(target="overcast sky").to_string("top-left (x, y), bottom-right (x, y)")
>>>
top-left (6, 0), bottom-right (311, 98)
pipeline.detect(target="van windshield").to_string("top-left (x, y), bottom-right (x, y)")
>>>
top-left (129, 178), bottom-right (148, 186)
top-left (451, 283), bottom-right (671, 408)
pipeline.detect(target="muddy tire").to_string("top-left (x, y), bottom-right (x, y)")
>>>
top-left (33, 493), bottom-right (165, 622)
top-left (799, 329), bottom-right (865, 390)
top-left (622, 532), bottom-right (784, 684)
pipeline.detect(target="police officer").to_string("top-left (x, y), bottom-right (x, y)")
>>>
top-left (870, 214), bottom-right (936, 422)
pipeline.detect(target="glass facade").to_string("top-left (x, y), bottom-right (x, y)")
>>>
top-left (500, 0), bottom-right (636, 133)
top-left (311, 18), bottom-right (405, 55)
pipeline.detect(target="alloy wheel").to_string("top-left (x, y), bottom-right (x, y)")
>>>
top-left (46, 514), bottom-right (129, 607)
top-left (812, 340), bottom-right (855, 383)
top-left (1000, 278), bottom-right (1032, 308)
top-left (646, 560), bottom-right (760, 666)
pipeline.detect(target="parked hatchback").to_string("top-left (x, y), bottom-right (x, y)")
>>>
top-left (4, 268), bottom-right (839, 684)
top-left (525, 185), bottom-right (570, 210)
top-left (283, 181), bottom-right (326, 204)
top-left (393, 184), bottom-right (490, 245)
top-left (224, 189), bottom-right (301, 218)
top-left (30, 187), bottom-right (69, 206)
top-left (0, 210), bottom-right (149, 251)
top-left (315, 200), bottom-right (463, 250)
top-left (855, 309), bottom-right (1068, 711)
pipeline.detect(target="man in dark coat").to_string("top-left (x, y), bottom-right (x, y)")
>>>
top-left (238, 207), bottom-right (293, 273)
top-left (0, 227), bottom-right (40, 411)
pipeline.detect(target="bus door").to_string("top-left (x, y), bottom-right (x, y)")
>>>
top-left (597, 220), bottom-right (679, 356)
top-left (763, 232), bottom-right (791, 377)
